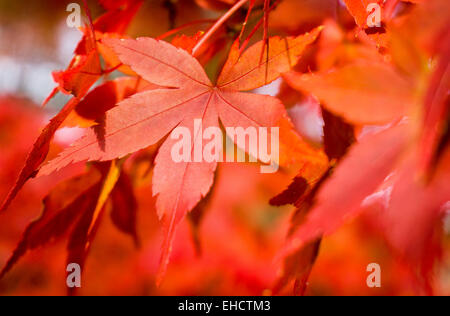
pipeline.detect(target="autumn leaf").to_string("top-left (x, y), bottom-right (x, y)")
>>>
top-left (0, 161), bottom-right (140, 293)
top-left (282, 124), bottom-right (409, 256)
top-left (321, 108), bottom-right (355, 160)
top-left (64, 77), bottom-right (158, 128)
top-left (269, 176), bottom-right (308, 207)
top-left (0, 98), bottom-right (80, 213)
top-left (283, 61), bottom-right (414, 125)
top-left (418, 38), bottom-right (450, 175)
top-left (273, 0), bottom-right (450, 295)
top-left (0, 77), bottom-right (152, 214)
top-left (0, 1), bottom-right (145, 214)
top-left (342, 0), bottom-right (381, 29)
top-left (379, 146), bottom-right (450, 267)
top-left (94, 0), bottom-right (143, 34)
top-left (271, 109), bottom-right (354, 295)
top-left (0, 167), bottom-right (103, 279)
top-left (272, 179), bottom-right (323, 295)
top-left (47, 26), bottom-right (101, 102)
top-left (66, 161), bottom-right (121, 295)
top-left (110, 171), bottom-right (140, 246)
top-left (36, 27), bottom-right (324, 282)
top-left (45, 0), bottom-right (142, 104)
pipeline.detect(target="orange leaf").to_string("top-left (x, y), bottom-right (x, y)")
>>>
top-left (284, 62), bottom-right (414, 125)
top-left (38, 30), bottom-right (324, 283)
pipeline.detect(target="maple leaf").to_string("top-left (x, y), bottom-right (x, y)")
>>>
top-left (0, 98), bottom-right (80, 213)
top-left (0, 1), bottom-right (145, 214)
top-left (269, 176), bottom-right (308, 207)
top-left (110, 171), bottom-right (140, 246)
top-left (95, 0), bottom-right (143, 34)
top-left (342, 0), bottom-right (382, 29)
top-left (272, 177), bottom-right (324, 295)
top-left (283, 61), bottom-right (414, 125)
top-left (321, 108), bottom-right (356, 160)
top-left (37, 27), bottom-right (324, 282)
top-left (64, 77), bottom-right (158, 128)
top-left (282, 124), bottom-right (409, 255)
top-left (271, 109), bottom-right (354, 295)
top-left (0, 77), bottom-right (152, 214)
top-left (0, 167), bottom-right (103, 280)
top-left (45, 0), bottom-right (142, 104)
top-left (46, 27), bottom-right (101, 103)
top-left (275, 0), bottom-right (450, 293)
top-left (0, 161), bottom-right (140, 294)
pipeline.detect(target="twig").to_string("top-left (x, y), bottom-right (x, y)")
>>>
top-left (192, 0), bottom-right (249, 57)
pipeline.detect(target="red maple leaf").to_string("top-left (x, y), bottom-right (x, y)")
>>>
top-left (37, 27), bottom-right (326, 282)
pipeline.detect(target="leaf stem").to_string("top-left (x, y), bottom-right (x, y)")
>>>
top-left (157, 19), bottom-right (216, 40)
top-left (82, 0), bottom-right (102, 69)
top-left (192, 0), bottom-right (249, 57)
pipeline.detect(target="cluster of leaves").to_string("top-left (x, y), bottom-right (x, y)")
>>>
top-left (0, 0), bottom-right (448, 295)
